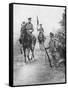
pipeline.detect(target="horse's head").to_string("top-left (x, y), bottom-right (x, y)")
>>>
top-left (38, 32), bottom-right (45, 44)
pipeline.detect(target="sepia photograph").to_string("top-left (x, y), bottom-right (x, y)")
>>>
top-left (10, 3), bottom-right (66, 86)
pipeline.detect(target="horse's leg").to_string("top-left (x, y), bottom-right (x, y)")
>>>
top-left (31, 38), bottom-right (36, 61)
top-left (27, 48), bottom-right (30, 61)
top-left (30, 46), bottom-right (34, 61)
top-left (23, 48), bottom-right (26, 63)
top-left (32, 50), bottom-right (34, 61)
top-left (20, 46), bottom-right (23, 54)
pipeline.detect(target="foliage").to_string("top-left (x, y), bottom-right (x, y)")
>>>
top-left (53, 10), bottom-right (66, 67)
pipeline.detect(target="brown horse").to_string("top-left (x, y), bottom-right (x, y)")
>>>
top-left (19, 29), bottom-right (36, 63)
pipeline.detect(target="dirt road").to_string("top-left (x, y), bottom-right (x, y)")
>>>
top-left (13, 41), bottom-right (65, 86)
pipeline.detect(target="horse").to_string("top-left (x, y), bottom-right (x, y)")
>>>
top-left (38, 31), bottom-right (45, 50)
top-left (19, 29), bottom-right (36, 63)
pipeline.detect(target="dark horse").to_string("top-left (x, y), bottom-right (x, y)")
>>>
top-left (38, 31), bottom-right (45, 50)
top-left (19, 29), bottom-right (36, 63)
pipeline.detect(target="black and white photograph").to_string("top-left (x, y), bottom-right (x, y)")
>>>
top-left (9, 3), bottom-right (66, 86)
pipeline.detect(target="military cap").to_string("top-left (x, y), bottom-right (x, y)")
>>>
top-left (28, 17), bottom-right (32, 20)
top-left (40, 24), bottom-right (42, 25)
top-left (50, 32), bottom-right (54, 37)
top-left (22, 21), bottom-right (25, 24)
top-left (21, 21), bottom-right (26, 26)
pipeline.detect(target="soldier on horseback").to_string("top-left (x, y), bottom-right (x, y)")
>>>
top-left (19, 17), bottom-right (34, 43)
top-left (26, 17), bottom-right (34, 38)
top-left (38, 24), bottom-right (45, 45)
top-left (37, 24), bottom-right (44, 33)
top-left (19, 18), bottom-right (36, 62)
top-left (19, 21), bottom-right (26, 44)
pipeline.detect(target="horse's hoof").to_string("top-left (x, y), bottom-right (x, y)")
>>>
top-left (50, 64), bottom-right (54, 68)
top-left (25, 61), bottom-right (28, 64)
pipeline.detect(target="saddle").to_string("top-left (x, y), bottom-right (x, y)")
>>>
top-left (26, 30), bottom-right (34, 39)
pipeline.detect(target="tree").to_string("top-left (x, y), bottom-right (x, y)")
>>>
top-left (55, 10), bottom-right (66, 64)
top-left (56, 10), bottom-right (66, 48)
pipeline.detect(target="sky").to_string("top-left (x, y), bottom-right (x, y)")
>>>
top-left (13, 4), bottom-right (65, 43)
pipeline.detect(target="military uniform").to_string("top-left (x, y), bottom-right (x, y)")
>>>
top-left (21, 23), bottom-right (26, 33)
top-left (48, 33), bottom-right (57, 66)
top-left (19, 22), bottom-right (26, 44)
top-left (38, 27), bottom-right (44, 33)
top-left (25, 17), bottom-right (34, 34)
top-left (26, 22), bottom-right (34, 33)
top-left (49, 38), bottom-right (56, 54)
top-left (38, 26), bottom-right (44, 41)
top-left (25, 22), bottom-right (34, 39)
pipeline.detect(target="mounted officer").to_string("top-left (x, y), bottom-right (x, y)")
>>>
top-left (20, 21), bottom-right (26, 35)
top-left (26, 17), bottom-right (34, 38)
top-left (19, 21), bottom-right (26, 44)
top-left (19, 18), bottom-right (36, 62)
top-left (38, 24), bottom-right (45, 45)
top-left (37, 24), bottom-right (44, 33)
top-left (38, 24), bottom-right (44, 37)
